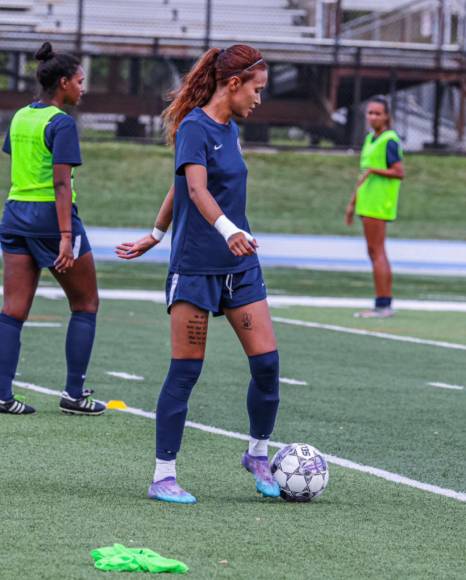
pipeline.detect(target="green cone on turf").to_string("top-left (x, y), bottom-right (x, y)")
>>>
top-left (91, 543), bottom-right (189, 574)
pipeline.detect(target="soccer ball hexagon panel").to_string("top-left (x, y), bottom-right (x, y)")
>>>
top-left (271, 443), bottom-right (329, 502)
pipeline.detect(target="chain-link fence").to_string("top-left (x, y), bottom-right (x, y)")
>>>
top-left (1, 0), bottom-right (466, 150)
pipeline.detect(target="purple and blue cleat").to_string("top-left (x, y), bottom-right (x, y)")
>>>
top-left (147, 477), bottom-right (197, 505)
top-left (242, 452), bottom-right (280, 498)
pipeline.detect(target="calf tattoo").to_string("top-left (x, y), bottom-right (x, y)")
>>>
top-left (187, 314), bottom-right (208, 346)
top-left (241, 312), bottom-right (253, 331)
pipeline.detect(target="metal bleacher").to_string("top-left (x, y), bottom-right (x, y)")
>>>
top-left (0, 0), bottom-right (316, 49)
top-left (0, 0), bottom-right (36, 29)
top-left (341, 0), bottom-right (465, 46)
top-left (1, 0), bottom-right (464, 63)
top-left (1, 0), bottom-right (466, 148)
top-left (341, 0), bottom-right (412, 11)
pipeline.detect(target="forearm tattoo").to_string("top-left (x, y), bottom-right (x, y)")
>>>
top-left (187, 313), bottom-right (208, 346)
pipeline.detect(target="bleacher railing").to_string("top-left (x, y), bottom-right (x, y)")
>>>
top-left (1, 0), bottom-right (466, 150)
top-left (340, 0), bottom-right (466, 50)
top-left (0, 0), bottom-right (465, 55)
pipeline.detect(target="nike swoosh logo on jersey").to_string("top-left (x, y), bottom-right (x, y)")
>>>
top-left (214, 144), bottom-right (223, 150)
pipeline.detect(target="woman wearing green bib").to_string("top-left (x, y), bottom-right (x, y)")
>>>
top-left (345, 96), bottom-right (404, 318)
top-left (0, 42), bottom-right (104, 415)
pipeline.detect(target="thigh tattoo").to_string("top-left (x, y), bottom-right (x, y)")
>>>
top-left (241, 312), bottom-right (253, 331)
top-left (187, 313), bottom-right (208, 346)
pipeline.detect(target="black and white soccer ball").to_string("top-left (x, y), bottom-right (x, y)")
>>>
top-left (271, 443), bottom-right (329, 502)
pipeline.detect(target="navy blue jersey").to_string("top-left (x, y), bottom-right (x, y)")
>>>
top-left (170, 107), bottom-right (259, 275)
top-left (1, 103), bottom-right (83, 238)
top-left (386, 139), bottom-right (401, 167)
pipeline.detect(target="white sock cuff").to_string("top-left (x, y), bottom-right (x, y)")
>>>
top-left (248, 437), bottom-right (269, 457)
top-left (153, 458), bottom-right (176, 482)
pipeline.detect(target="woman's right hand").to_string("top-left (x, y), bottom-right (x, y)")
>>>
top-left (227, 232), bottom-right (258, 257)
top-left (356, 169), bottom-right (371, 188)
top-left (115, 234), bottom-right (158, 260)
top-left (345, 202), bottom-right (355, 226)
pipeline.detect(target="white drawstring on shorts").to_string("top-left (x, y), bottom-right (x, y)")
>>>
top-left (225, 274), bottom-right (234, 299)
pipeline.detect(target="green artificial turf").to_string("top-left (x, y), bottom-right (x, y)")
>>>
top-left (2, 142), bottom-right (466, 239)
top-left (12, 296), bottom-right (466, 491)
top-left (1, 390), bottom-right (465, 579)
top-left (2, 135), bottom-right (466, 580)
top-left (1, 291), bottom-right (465, 579)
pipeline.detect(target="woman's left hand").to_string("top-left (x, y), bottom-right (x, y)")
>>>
top-left (115, 235), bottom-right (158, 260)
top-left (54, 236), bottom-right (75, 273)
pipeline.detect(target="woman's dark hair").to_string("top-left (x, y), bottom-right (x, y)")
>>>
top-left (162, 44), bottom-right (267, 144)
top-left (34, 41), bottom-right (81, 95)
top-left (368, 95), bottom-right (391, 127)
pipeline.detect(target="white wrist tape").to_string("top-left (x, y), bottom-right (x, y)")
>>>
top-left (214, 215), bottom-right (254, 243)
top-left (151, 227), bottom-right (166, 242)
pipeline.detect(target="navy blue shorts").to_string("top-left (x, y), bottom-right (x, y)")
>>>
top-left (0, 231), bottom-right (92, 269)
top-left (166, 266), bottom-right (267, 316)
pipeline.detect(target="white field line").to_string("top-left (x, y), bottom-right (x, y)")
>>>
top-left (272, 316), bottom-right (466, 352)
top-left (106, 371), bottom-right (144, 381)
top-left (280, 377), bottom-right (308, 385)
top-left (269, 296), bottom-right (466, 312)
top-left (13, 380), bottom-right (466, 504)
top-left (428, 382), bottom-right (465, 391)
top-left (14, 381), bottom-right (62, 397)
top-left (19, 287), bottom-right (167, 303)
top-left (24, 322), bottom-right (62, 328)
top-left (3, 286), bottom-right (466, 313)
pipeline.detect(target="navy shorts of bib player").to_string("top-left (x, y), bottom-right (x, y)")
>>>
top-left (0, 42), bottom-right (104, 416)
top-left (117, 44), bottom-right (280, 504)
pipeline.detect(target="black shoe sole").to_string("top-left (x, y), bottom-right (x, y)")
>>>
top-left (0, 409), bottom-right (36, 415)
top-left (60, 407), bottom-right (105, 416)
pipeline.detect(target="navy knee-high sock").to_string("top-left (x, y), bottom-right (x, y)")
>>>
top-left (247, 351), bottom-right (280, 440)
top-left (0, 313), bottom-right (23, 401)
top-left (156, 359), bottom-right (203, 460)
top-left (65, 311), bottom-right (97, 398)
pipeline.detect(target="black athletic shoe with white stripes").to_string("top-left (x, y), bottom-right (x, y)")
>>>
top-left (59, 389), bottom-right (106, 416)
top-left (0, 396), bottom-right (36, 415)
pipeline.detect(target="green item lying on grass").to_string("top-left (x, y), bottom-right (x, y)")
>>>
top-left (91, 543), bottom-right (189, 574)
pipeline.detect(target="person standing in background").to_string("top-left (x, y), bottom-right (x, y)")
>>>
top-left (345, 96), bottom-right (405, 318)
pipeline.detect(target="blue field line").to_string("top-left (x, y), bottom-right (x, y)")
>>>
top-left (253, 232), bottom-right (466, 247)
top-left (258, 256), bottom-right (466, 271)
top-left (86, 227), bottom-right (466, 275)
top-left (87, 226), bottom-right (466, 249)
top-left (91, 245), bottom-right (466, 273)
top-left (92, 247), bottom-right (170, 262)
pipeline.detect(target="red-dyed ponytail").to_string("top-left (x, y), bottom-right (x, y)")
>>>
top-left (162, 44), bottom-right (267, 144)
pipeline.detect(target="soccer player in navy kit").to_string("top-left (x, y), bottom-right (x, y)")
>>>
top-left (117, 44), bottom-right (280, 503)
top-left (0, 42), bottom-right (104, 415)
